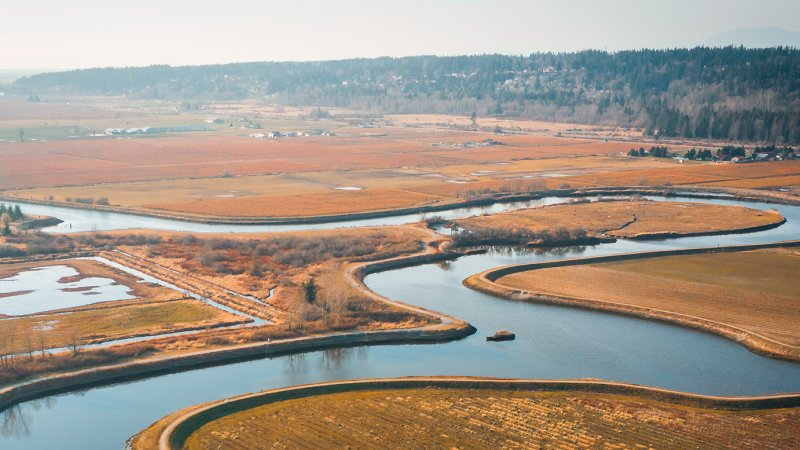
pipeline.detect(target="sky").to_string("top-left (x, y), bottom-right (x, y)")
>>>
top-left (1, 0), bottom-right (799, 70)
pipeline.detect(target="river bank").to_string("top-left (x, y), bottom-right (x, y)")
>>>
top-left (131, 376), bottom-right (800, 450)
top-left (0, 245), bottom-right (477, 413)
top-left (2, 186), bottom-right (797, 227)
top-left (465, 240), bottom-right (800, 361)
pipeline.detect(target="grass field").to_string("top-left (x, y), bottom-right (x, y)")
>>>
top-left (456, 200), bottom-right (784, 239)
top-left (497, 248), bottom-right (800, 348)
top-left (181, 387), bottom-right (800, 449)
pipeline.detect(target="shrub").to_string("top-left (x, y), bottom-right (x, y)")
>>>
top-left (0, 245), bottom-right (25, 257)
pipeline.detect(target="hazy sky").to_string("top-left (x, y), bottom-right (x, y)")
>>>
top-left (2, 0), bottom-right (799, 70)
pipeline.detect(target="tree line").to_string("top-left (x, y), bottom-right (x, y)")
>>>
top-left (13, 47), bottom-right (800, 143)
top-left (0, 204), bottom-right (24, 236)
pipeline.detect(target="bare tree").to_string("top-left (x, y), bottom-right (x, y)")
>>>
top-left (67, 329), bottom-right (82, 356)
top-left (39, 331), bottom-right (47, 358)
top-left (24, 332), bottom-right (34, 361)
top-left (318, 267), bottom-right (351, 325)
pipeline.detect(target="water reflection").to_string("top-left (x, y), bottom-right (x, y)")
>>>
top-left (435, 260), bottom-right (454, 271)
top-left (319, 347), bottom-right (367, 371)
top-left (0, 397), bottom-right (56, 439)
top-left (0, 405), bottom-right (30, 439)
top-left (283, 353), bottom-right (308, 375)
top-left (483, 245), bottom-right (588, 257)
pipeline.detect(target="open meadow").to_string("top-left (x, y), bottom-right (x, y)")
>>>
top-left (454, 199), bottom-right (785, 242)
top-left (495, 248), bottom-right (800, 354)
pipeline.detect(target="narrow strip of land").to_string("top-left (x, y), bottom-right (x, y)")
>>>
top-left (465, 241), bottom-right (800, 361)
top-left (130, 377), bottom-right (800, 450)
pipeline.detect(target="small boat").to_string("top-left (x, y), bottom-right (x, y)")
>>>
top-left (486, 330), bottom-right (515, 342)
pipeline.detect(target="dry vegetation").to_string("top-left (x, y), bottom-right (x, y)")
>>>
top-left (0, 300), bottom-right (247, 356)
top-left (3, 115), bottom-right (798, 219)
top-left (454, 199), bottom-right (784, 245)
top-left (0, 259), bottom-right (246, 357)
top-left (181, 388), bottom-right (800, 449)
top-left (118, 227), bottom-right (436, 332)
top-left (0, 226), bottom-right (438, 384)
top-left (497, 248), bottom-right (800, 349)
top-left (2, 95), bottom-right (798, 220)
top-left (146, 187), bottom-right (445, 217)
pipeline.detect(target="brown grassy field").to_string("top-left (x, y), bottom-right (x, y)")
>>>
top-left (497, 248), bottom-right (800, 348)
top-left (567, 160), bottom-right (800, 188)
top-left (181, 387), bottom-right (800, 449)
top-left (145, 187), bottom-right (446, 217)
top-left (111, 225), bottom-right (429, 300)
top-left (2, 95), bottom-right (797, 218)
top-left (4, 151), bottom-right (797, 218)
top-left (0, 225), bottom-right (440, 384)
top-left (456, 200), bottom-right (784, 239)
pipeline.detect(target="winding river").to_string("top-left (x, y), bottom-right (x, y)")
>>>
top-left (1, 196), bottom-right (799, 449)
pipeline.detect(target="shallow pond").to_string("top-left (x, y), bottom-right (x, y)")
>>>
top-left (0, 265), bottom-right (134, 316)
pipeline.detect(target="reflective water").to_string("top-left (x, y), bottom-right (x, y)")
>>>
top-left (0, 265), bottom-right (134, 316)
top-left (0, 197), bottom-right (798, 449)
top-left (14, 198), bottom-right (569, 233)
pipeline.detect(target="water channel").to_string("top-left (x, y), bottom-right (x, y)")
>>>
top-left (0, 195), bottom-right (798, 449)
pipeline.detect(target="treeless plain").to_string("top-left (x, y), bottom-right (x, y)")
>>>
top-left (496, 248), bottom-right (800, 348)
top-left (456, 200), bottom-right (785, 239)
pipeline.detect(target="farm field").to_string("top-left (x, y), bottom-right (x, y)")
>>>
top-left (2, 94), bottom-right (798, 219)
top-left (6, 156), bottom-right (798, 219)
top-left (178, 387), bottom-right (800, 449)
top-left (496, 248), bottom-right (800, 349)
top-left (456, 200), bottom-right (785, 239)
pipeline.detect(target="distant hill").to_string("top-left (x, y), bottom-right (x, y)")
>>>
top-left (706, 28), bottom-right (800, 49)
top-left (11, 47), bottom-right (800, 144)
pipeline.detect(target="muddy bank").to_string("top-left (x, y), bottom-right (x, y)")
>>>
top-left (138, 376), bottom-right (800, 450)
top-left (0, 322), bottom-right (475, 413)
top-left (17, 215), bottom-right (63, 230)
top-left (465, 240), bottom-right (800, 362)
